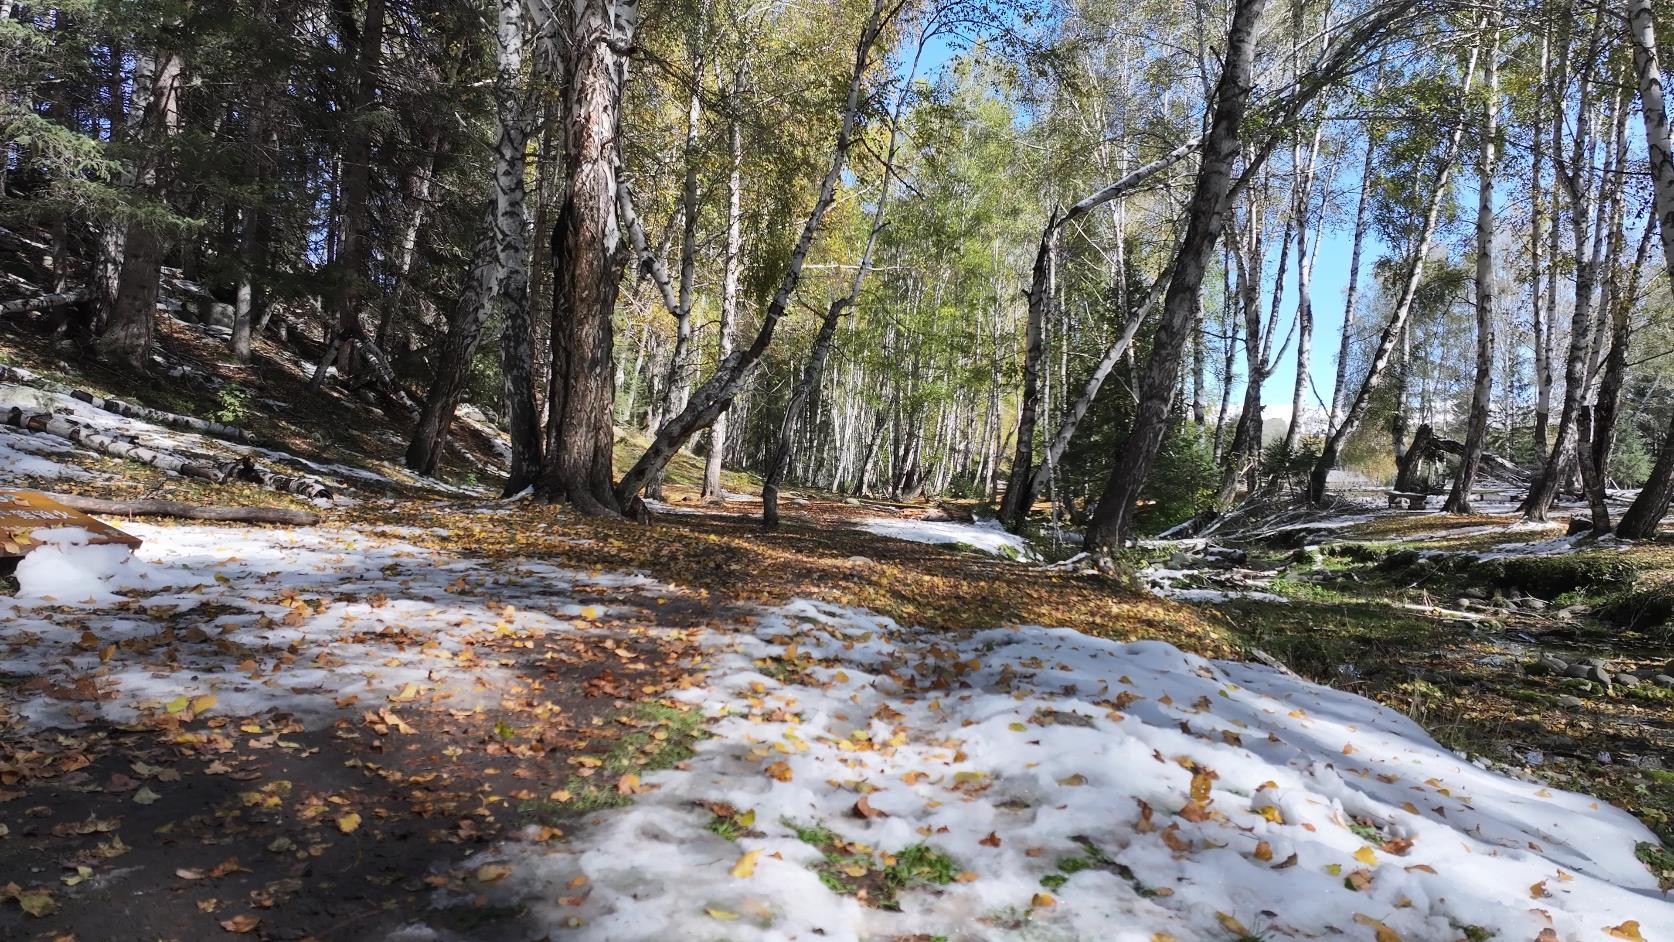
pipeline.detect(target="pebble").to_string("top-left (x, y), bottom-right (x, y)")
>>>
top-left (1558, 695), bottom-right (1585, 708)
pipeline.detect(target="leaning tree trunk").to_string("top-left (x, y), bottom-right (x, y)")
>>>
top-left (1308, 36), bottom-right (1480, 504)
top-left (998, 224), bottom-right (1054, 528)
top-left (1615, 0), bottom-right (1674, 538)
top-left (1018, 258), bottom-right (1174, 515)
top-left (406, 216), bottom-right (501, 475)
top-left (613, 0), bottom-right (896, 506)
top-left (1445, 12), bottom-right (1499, 515)
top-left (997, 137), bottom-right (1203, 530)
top-left (763, 300), bottom-right (847, 527)
top-left (537, 0), bottom-right (637, 515)
top-left (1083, 0), bottom-right (1268, 553)
top-left (1328, 105), bottom-right (1378, 434)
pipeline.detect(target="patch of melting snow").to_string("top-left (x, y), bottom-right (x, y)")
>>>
top-left (0, 524), bottom-right (672, 731)
top-left (399, 599), bottom-right (1673, 942)
top-left (855, 517), bottom-right (1039, 561)
top-left (0, 426), bottom-right (93, 481)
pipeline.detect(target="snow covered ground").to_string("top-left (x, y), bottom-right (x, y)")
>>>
top-left (400, 600), bottom-right (1674, 942)
top-left (0, 523), bottom-right (666, 730)
top-left (8, 522), bottom-right (1671, 941)
top-left (856, 516), bottom-right (1040, 561)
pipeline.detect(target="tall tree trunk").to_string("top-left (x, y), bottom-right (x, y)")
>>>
top-left (1083, 0), bottom-right (1267, 553)
top-left (493, 0), bottom-right (541, 496)
top-left (320, 0), bottom-right (387, 388)
top-left (998, 222), bottom-right (1055, 527)
top-left (1531, 26), bottom-right (1553, 457)
top-left (1445, 11), bottom-right (1499, 514)
top-left (1615, 0), bottom-right (1674, 537)
top-left (1328, 133), bottom-right (1376, 435)
top-left (1282, 123), bottom-right (1322, 457)
top-left (702, 107), bottom-right (744, 503)
top-left (644, 45), bottom-right (704, 500)
top-left (1307, 36), bottom-right (1481, 504)
top-left (96, 51), bottom-right (182, 372)
top-left (1524, 33), bottom-right (1609, 522)
top-left (537, 0), bottom-right (638, 515)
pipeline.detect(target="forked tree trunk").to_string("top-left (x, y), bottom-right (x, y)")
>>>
top-left (1615, 0), bottom-right (1674, 537)
top-left (1083, 0), bottom-right (1267, 553)
top-left (538, 0), bottom-right (638, 515)
top-left (1018, 258), bottom-right (1175, 515)
top-left (1445, 12), bottom-right (1499, 515)
top-left (998, 136), bottom-right (1202, 530)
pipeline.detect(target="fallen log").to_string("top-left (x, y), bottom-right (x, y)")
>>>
top-left (43, 492), bottom-right (320, 525)
top-left (3, 408), bottom-right (332, 501)
top-left (0, 363), bottom-right (254, 443)
top-left (223, 456), bottom-right (333, 501)
top-left (5, 407), bottom-right (228, 484)
top-left (0, 289), bottom-right (88, 317)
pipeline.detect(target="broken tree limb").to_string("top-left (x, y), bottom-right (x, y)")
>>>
top-left (0, 362), bottom-right (255, 443)
top-left (42, 492), bottom-right (320, 525)
top-left (5, 407), bottom-right (229, 484)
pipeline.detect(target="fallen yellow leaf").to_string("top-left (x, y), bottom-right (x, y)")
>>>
top-left (730, 850), bottom-right (762, 878)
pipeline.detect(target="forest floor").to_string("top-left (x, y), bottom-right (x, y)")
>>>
top-left (2, 321), bottom-right (1673, 940)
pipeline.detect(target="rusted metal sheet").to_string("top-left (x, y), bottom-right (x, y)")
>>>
top-left (0, 490), bottom-right (142, 558)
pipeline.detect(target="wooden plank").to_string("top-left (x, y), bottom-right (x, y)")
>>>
top-left (0, 489), bottom-right (142, 558)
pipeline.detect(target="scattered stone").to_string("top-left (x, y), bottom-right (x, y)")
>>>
top-left (1167, 552), bottom-right (1195, 570)
top-left (1557, 695), bottom-right (1585, 709)
top-left (1653, 675), bottom-right (1674, 690)
top-left (1614, 672), bottom-right (1640, 688)
top-left (846, 556), bottom-right (873, 567)
top-left (1529, 655), bottom-right (1568, 676)
top-left (1518, 596), bottom-right (1548, 611)
top-left (1461, 586), bottom-right (1489, 601)
top-left (1565, 664), bottom-right (1594, 680)
top-left (1585, 665), bottom-right (1613, 685)
top-left (843, 498), bottom-right (860, 506)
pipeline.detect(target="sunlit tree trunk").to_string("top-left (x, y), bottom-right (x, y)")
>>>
top-left (539, 0), bottom-right (639, 515)
top-left (1615, 0), bottom-right (1674, 537)
top-left (1445, 10), bottom-right (1499, 514)
top-left (702, 101), bottom-right (744, 503)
